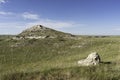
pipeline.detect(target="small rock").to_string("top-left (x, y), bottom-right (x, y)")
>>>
top-left (78, 52), bottom-right (101, 66)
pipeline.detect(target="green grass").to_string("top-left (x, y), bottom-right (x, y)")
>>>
top-left (1, 36), bottom-right (120, 80)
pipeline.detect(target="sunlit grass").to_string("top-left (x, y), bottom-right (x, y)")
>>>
top-left (0, 36), bottom-right (120, 80)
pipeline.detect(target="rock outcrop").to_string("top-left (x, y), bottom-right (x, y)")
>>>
top-left (16, 25), bottom-right (75, 40)
top-left (78, 52), bottom-right (101, 66)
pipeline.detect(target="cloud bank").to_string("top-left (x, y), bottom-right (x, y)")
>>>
top-left (0, 11), bottom-right (81, 34)
top-left (22, 12), bottom-right (39, 20)
top-left (26, 19), bottom-right (80, 29)
top-left (0, 0), bottom-right (6, 4)
top-left (21, 12), bottom-right (80, 29)
top-left (0, 11), bottom-right (13, 15)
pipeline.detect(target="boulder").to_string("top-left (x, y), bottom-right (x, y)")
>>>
top-left (78, 52), bottom-right (101, 66)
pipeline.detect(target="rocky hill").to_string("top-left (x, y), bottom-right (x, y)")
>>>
top-left (16, 25), bottom-right (75, 39)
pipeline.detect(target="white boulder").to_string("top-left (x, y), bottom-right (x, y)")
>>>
top-left (78, 52), bottom-right (101, 66)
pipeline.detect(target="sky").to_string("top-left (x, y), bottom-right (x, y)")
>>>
top-left (0, 0), bottom-right (120, 35)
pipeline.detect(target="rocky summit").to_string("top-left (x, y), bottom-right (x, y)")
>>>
top-left (23, 25), bottom-right (48, 32)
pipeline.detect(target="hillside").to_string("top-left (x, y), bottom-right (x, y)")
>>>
top-left (0, 27), bottom-right (120, 80)
top-left (17, 25), bottom-right (75, 39)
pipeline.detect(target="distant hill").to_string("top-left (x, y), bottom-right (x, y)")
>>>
top-left (17, 25), bottom-right (75, 39)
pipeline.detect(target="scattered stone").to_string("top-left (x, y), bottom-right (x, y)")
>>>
top-left (12, 37), bottom-right (24, 40)
top-left (25, 36), bottom-right (46, 39)
top-left (78, 52), bottom-right (101, 66)
top-left (10, 43), bottom-right (21, 47)
top-left (71, 45), bottom-right (83, 48)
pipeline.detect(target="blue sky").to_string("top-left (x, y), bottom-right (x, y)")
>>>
top-left (0, 0), bottom-right (120, 35)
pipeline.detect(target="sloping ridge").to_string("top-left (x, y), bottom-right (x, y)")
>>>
top-left (18, 25), bottom-right (74, 39)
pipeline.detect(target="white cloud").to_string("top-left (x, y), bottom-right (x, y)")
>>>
top-left (0, 22), bottom-right (23, 28)
top-left (0, 11), bottom-right (13, 15)
top-left (22, 12), bottom-right (39, 20)
top-left (0, 0), bottom-right (6, 4)
top-left (0, 22), bottom-right (26, 34)
top-left (21, 12), bottom-right (81, 29)
top-left (0, 11), bottom-right (81, 29)
top-left (0, 11), bottom-right (82, 34)
top-left (0, 19), bottom-right (81, 34)
top-left (26, 19), bottom-right (80, 29)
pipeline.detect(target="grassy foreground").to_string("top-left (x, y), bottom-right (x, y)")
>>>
top-left (0, 36), bottom-right (120, 80)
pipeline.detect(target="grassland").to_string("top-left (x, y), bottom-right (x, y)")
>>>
top-left (0, 35), bottom-right (120, 80)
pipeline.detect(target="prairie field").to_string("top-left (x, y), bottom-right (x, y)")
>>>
top-left (0, 36), bottom-right (120, 80)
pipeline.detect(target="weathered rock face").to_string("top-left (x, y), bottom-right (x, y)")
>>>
top-left (78, 52), bottom-right (101, 66)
